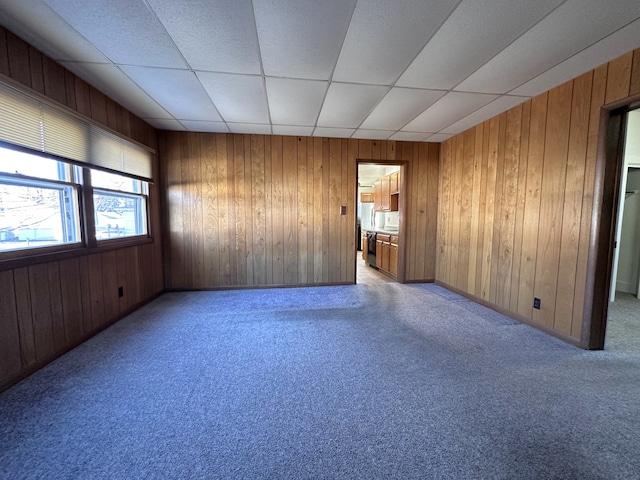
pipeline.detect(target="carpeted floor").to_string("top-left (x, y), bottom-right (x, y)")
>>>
top-left (1, 283), bottom-right (639, 479)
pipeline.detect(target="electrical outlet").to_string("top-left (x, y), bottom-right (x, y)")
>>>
top-left (340, 205), bottom-right (347, 215)
top-left (118, 286), bottom-right (124, 298)
top-left (533, 297), bottom-right (541, 309)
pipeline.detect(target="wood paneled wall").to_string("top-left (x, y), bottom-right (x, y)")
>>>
top-left (437, 48), bottom-right (640, 344)
top-left (159, 133), bottom-right (439, 288)
top-left (0, 27), bottom-right (163, 391)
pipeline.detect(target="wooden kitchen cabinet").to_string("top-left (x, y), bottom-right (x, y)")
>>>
top-left (361, 192), bottom-right (374, 203)
top-left (390, 172), bottom-right (399, 194)
top-left (373, 233), bottom-right (399, 278)
top-left (362, 233), bottom-right (368, 260)
top-left (373, 173), bottom-right (398, 212)
top-left (389, 243), bottom-right (398, 277)
top-left (374, 178), bottom-right (383, 210)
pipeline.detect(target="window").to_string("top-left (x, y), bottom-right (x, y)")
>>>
top-left (92, 170), bottom-right (148, 240)
top-left (0, 147), bottom-right (80, 252)
top-left (0, 79), bottom-right (154, 260)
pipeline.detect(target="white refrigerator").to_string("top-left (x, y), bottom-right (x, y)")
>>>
top-left (359, 202), bottom-right (374, 231)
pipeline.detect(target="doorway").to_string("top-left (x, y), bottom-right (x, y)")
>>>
top-left (605, 108), bottom-right (640, 351)
top-left (356, 162), bottom-right (405, 285)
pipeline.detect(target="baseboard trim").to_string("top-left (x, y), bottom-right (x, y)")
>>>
top-left (0, 290), bottom-right (164, 393)
top-left (434, 280), bottom-right (586, 349)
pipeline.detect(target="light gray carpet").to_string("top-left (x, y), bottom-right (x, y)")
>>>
top-left (1, 283), bottom-right (639, 479)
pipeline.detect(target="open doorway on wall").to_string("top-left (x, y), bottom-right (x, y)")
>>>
top-left (356, 162), bottom-right (403, 285)
top-left (606, 107), bottom-right (640, 353)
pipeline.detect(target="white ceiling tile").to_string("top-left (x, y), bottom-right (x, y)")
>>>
top-left (351, 130), bottom-right (394, 140)
top-left (317, 83), bottom-right (389, 128)
top-left (60, 62), bottom-right (173, 120)
top-left (425, 133), bottom-right (454, 142)
top-left (253, 0), bottom-right (356, 79)
top-left (332, 0), bottom-right (459, 85)
top-left (313, 127), bottom-right (355, 138)
top-left (360, 88), bottom-right (446, 131)
top-left (198, 73), bottom-right (270, 124)
top-left (403, 92), bottom-right (498, 133)
top-left (456, 0), bottom-right (640, 93)
top-left (0, 0), bottom-right (110, 63)
top-left (122, 67), bottom-right (221, 122)
top-left (441, 95), bottom-right (530, 134)
top-left (511, 18), bottom-right (640, 97)
top-left (180, 121), bottom-right (230, 133)
top-left (42, 0), bottom-right (187, 68)
top-left (147, 0), bottom-right (261, 74)
top-left (266, 78), bottom-right (328, 126)
top-left (397, 0), bottom-right (564, 90)
top-left (389, 132), bottom-right (430, 142)
top-left (272, 125), bottom-right (315, 136)
top-left (146, 119), bottom-right (187, 131)
top-left (228, 123), bottom-right (272, 135)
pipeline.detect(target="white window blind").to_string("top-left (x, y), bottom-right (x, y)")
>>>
top-left (0, 81), bottom-right (152, 180)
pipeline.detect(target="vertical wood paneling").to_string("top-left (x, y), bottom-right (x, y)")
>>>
top-left (47, 262), bottom-right (66, 351)
top-left (101, 251), bottom-right (119, 322)
top-left (297, 137), bottom-right (308, 284)
top-left (28, 264), bottom-right (56, 361)
top-left (496, 107), bottom-right (522, 309)
top-left (283, 136), bottom-right (298, 284)
top-left (474, 123), bottom-right (488, 296)
top-left (321, 138), bottom-right (330, 281)
top-left (572, 64), bottom-right (608, 338)
top-left (450, 136), bottom-right (464, 285)
top-left (489, 113), bottom-right (507, 304)
top-left (328, 138), bottom-right (341, 283)
top-left (0, 271), bottom-right (22, 379)
top-left (532, 81), bottom-right (572, 327)
top-left (554, 72), bottom-right (592, 334)
top-left (243, 136), bottom-right (255, 285)
top-left (202, 134), bottom-right (220, 286)
top-left (189, 133), bottom-right (204, 286)
top-left (340, 139), bottom-right (349, 283)
top-left (436, 48), bottom-right (640, 345)
top-left (516, 94), bottom-right (547, 317)
top-left (0, 28), bottom-right (9, 76)
top-left (252, 135), bottom-right (267, 284)
top-left (13, 268), bottom-right (36, 367)
top-left (605, 52), bottom-right (632, 104)
top-left (630, 49), bottom-right (640, 96)
top-left (480, 118), bottom-right (499, 300)
top-left (160, 132), bottom-right (439, 287)
top-left (457, 131), bottom-right (474, 290)
top-left (6, 31), bottom-right (31, 87)
top-left (347, 139), bottom-right (358, 283)
top-left (415, 144), bottom-right (430, 280)
top-left (77, 256), bottom-right (93, 334)
top-left (306, 139), bottom-right (315, 283)
top-left (116, 249), bottom-right (128, 313)
top-left (42, 56), bottom-right (67, 105)
top-left (407, 143), bottom-right (419, 280)
top-left (219, 135), bottom-right (233, 285)
top-left (509, 100), bottom-right (531, 312)
top-left (313, 138), bottom-right (324, 283)
top-left (437, 141), bottom-right (452, 283)
top-left (271, 136), bottom-right (284, 284)
top-left (28, 46), bottom-right (44, 94)
top-left (467, 127), bottom-right (483, 293)
top-left (58, 258), bottom-right (83, 344)
top-left (0, 27), bottom-right (163, 391)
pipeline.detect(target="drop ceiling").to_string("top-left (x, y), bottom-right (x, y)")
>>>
top-left (1, 0), bottom-right (639, 142)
